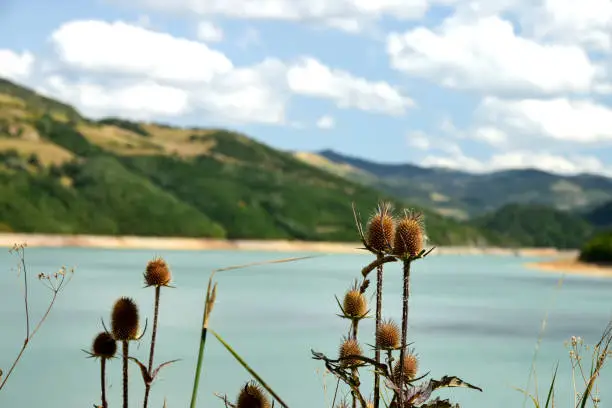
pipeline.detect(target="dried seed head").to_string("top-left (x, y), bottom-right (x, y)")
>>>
top-left (393, 353), bottom-right (419, 383)
top-left (366, 202), bottom-right (395, 253)
top-left (376, 319), bottom-right (400, 350)
top-left (111, 297), bottom-right (140, 341)
top-left (393, 210), bottom-right (425, 258)
top-left (366, 401), bottom-right (374, 408)
top-left (343, 288), bottom-right (367, 318)
top-left (144, 257), bottom-right (172, 287)
top-left (91, 331), bottom-right (117, 359)
top-left (236, 381), bottom-right (271, 408)
top-left (339, 337), bottom-right (362, 367)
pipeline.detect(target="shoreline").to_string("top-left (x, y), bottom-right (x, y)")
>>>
top-left (526, 257), bottom-right (612, 278)
top-left (0, 232), bottom-right (577, 256)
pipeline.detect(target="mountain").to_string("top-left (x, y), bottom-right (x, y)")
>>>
top-left (586, 200), bottom-right (612, 228)
top-left (295, 150), bottom-right (612, 220)
top-left (0, 77), bottom-right (499, 245)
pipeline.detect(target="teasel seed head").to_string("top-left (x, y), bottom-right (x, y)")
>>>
top-left (111, 297), bottom-right (140, 341)
top-left (236, 381), bottom-right (271, 408)
top-left (339, 337), bottom-right (362, 367)
top-left (144, 256), bottom-right (172, 287)
top-left (342, 285), bottom-right (367, 318)
top-left (393, 210), bottom-right (426, 259)
top-left (366, 202), bottom-right (395, 253)
top-left (91, 331), bottom-right (117, 359)
top-left (376, 319), bottom-right (400, 350)
top-left (393, 353), bottom-right (419, 383)
top-left (366, 401), bottom-right (374, 408)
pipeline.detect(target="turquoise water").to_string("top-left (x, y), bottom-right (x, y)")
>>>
top-left (0, 248), bottom-right (611, 408)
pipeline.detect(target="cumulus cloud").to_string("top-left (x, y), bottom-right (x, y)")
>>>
top-left (387, 15), bottom-right (602, 96)
top-left (316, 115), bottom-right (335, 129)
top-left (474, 97), bottom-right (612, 144)
top-left (43, 19), bottom-right (412, 124)
top-left (407, 130), bottom-right (430, 150)
top-left (287, 57), bottom-right (413, 115)
top-left (130, 0), bottom-right (454, 32)
top-left (422, 148), bottom-right (611, 176)
top-left (0, 49), bottom-right (35, 81)
top-left (197, 21), bottom-right (223, 42)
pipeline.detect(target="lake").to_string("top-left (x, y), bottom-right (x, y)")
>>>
top-left (0, 247), bottom-right (611, 408)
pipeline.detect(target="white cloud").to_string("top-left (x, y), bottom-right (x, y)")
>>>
top-left (51, 20), bottom-right (233, 83)
top-left (287, 57), bottom-right (414, 115)
top-left (41, 76), bottom-right (190, 119)
top-left (197, 21), bottom-right (223, 42)
top-left (132, 0), bottom-right (452, 32)
top-left (316, 115), bottom-right (335, 129)
top-left (386, 15), bottom-right (601, 96)
top-left (422, 147), bottom-right (611, 176)
top-left (475, 97), bottom-right (612, 144)
top-left (407, 130), bottom-right (430, 150)
top-left (0, 49), bottom-right (35, 81)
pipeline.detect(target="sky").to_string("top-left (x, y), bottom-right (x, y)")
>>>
top-left (1, 0), bottom-right (612, 176)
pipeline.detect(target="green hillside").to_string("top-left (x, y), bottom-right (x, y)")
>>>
top-left (579, 230), bottom-right (612, 264)
top-left (471, 204), bottom-right (595, 249)
top-left (0, 77), bottom-right (500, 245)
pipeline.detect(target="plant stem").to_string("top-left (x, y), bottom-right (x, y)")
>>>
top-left (101, 358), bottom-right (108, 408)
top-left (143, 286), bottom-right (161, 408)
top-left (189, 327), bottom-right (208, 408)
top-left (397, 260), bottom-right (411, 408)
top-left (373, 258), bottom-right (384, 408)
top-left (123, 340), bottom-right (129, 408)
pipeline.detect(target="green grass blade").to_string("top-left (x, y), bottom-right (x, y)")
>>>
top-left (189, 327), bottom-right (208, 408)
top-left (544, 363), bottom-right (559, 408)
top-left (513, 386), bottom-right (540, 408)
top-left (211, 329), bottom-right (290, 408)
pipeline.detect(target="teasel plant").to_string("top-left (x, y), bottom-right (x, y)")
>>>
top-left (352, 201), bottom-right (396, 408)
top-left (313, 203), bottom-right (482, 408)
top-left (83, 331), bottom-right (117, 408)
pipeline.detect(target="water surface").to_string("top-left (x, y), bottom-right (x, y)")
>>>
top-left (0, 248), bottom-right (610, 408)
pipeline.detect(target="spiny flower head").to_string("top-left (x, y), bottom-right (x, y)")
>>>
top-left (393, 353), bottom-right (419, 383)
top-left (342, 284), bottom-right (367, 318)
top-left (393, 210), bottom-right (426, 259)
top-left (366, 202), bottom-right (395, 253)
top-left (339, 337), bottom-right (362, 367)
top-left (144, 256), bottom-right (172, 287)
top-left (376, 319), bottom-right (400, 350)
top-left (236, 381), bottom-right (271, 408)
top-left (91, 331), bottom-right (117, 359)
top-left (111, 297), bottom-right (140, 341)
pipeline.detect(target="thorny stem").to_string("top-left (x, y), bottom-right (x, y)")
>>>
top-left (374, 257), bottom-right (384, 408)
top-left (398, 260), bottom-right (411, 408)
top-left (101, 358), bottom-right (108, 408)
top-left (362, 256), bottom-right (396, 278)
top-left (123, 340), bottom-right (129, 408)
top-left (143, 286), bottom-right (162, 408)
top-left (351, 318), bottom-right (359, 408)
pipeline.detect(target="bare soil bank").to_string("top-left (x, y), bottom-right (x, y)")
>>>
top-left (527, 257), bottom-right (612, 278)
top-left (0, 232), bottom-right (578, 257)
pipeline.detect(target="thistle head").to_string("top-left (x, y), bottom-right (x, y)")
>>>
top-left (91, 331), bottom-right (117, 359)
top-left (376, 319), bottom-right (400, 350)
top-left (393, 353), bottom-right (419, 383)
top-left (342, 283), bottom-right (367, 318)
top-left (393, 210), bottom-right (426, 259)
top-left (111, 297), bottom-right (140, 341)
top-left (339, 337), bottom-right (362, 367)
top-left (366, 202), bottom-right (395, 253)
top-left (236, 381), bottom-right (271, 408)
top-left (144, 257), bottom-right (172, 287)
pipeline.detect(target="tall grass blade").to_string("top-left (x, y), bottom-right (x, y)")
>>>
top-left (544, 363), bottom-right (558, 408)
top-left (211, 330), bottom-right (290, 408)
top-left (212, 255), bottom-right (320, 273)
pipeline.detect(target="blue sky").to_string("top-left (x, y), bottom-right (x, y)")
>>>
top-left (2, 0), bottom-right (612, 174)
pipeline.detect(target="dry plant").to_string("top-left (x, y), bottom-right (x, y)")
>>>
top-left (311, 202), bottom-right (483, 408)
top-left (0, 243), bottom-right (74, 392)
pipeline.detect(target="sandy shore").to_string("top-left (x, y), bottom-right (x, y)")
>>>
top-left (526, 257), bottom-right (612, 278)
top-left (0, 232), bottom-right (578, 257)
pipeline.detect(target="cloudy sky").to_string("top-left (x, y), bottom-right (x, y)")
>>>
top-left (1, 0), bottom-right (612, 175)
